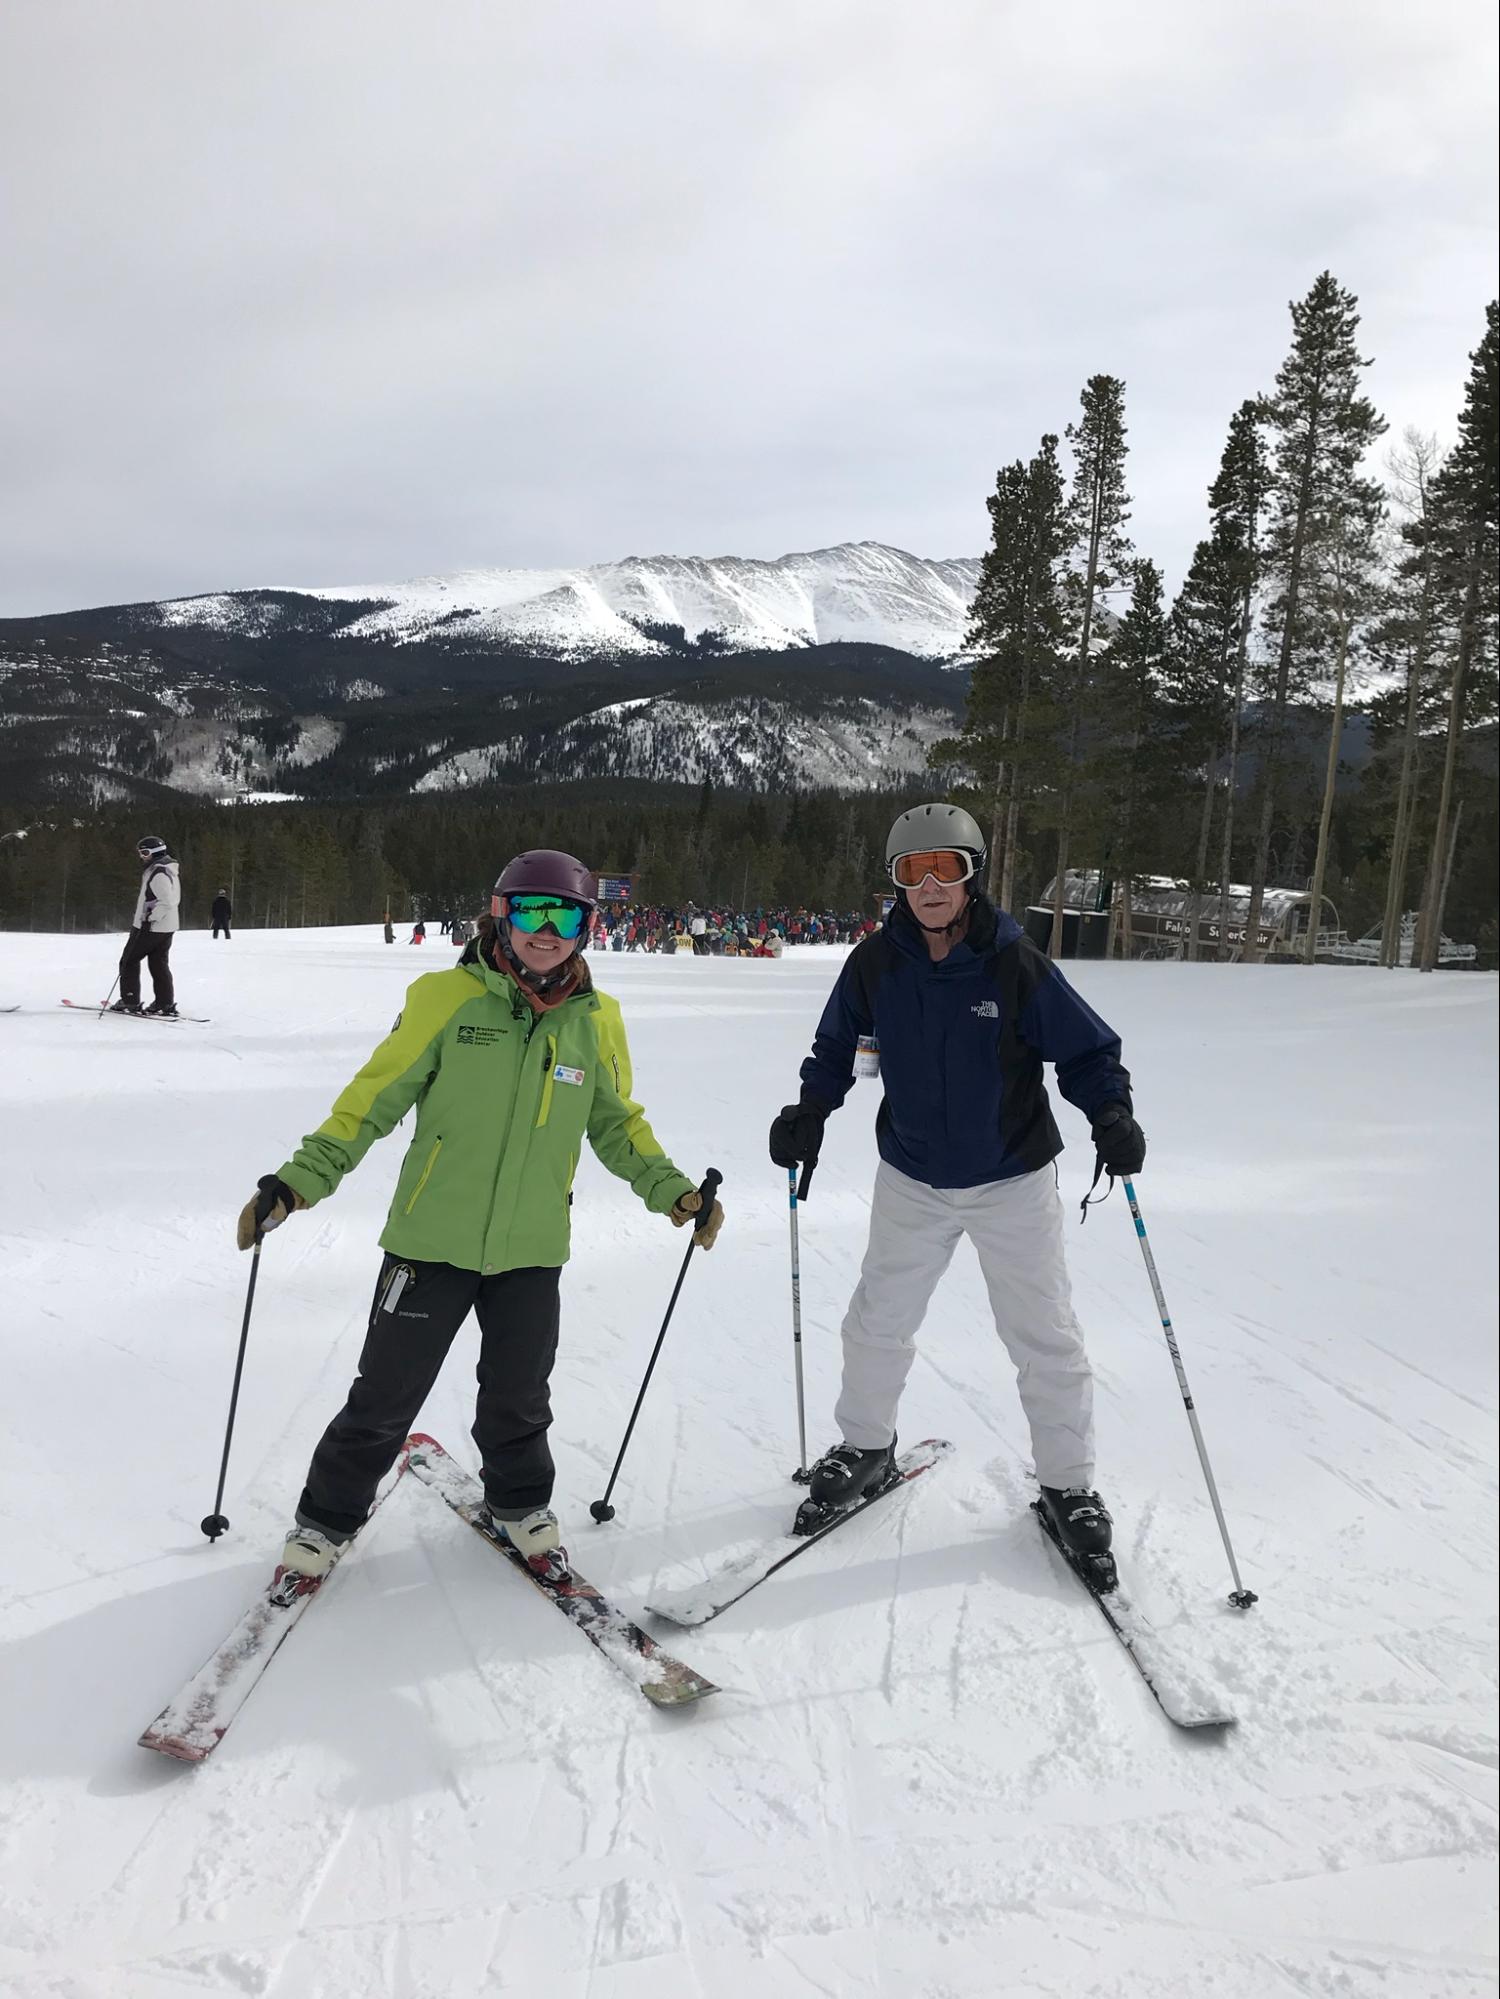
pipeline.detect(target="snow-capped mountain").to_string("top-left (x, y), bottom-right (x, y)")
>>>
top-left (1, 541), bottom-right (979, 807)
top-left (206, 541), bottom-right (981, 659)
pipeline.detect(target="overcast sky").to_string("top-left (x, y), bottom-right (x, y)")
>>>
top-left (1, 0), bottom-right (1495, 618)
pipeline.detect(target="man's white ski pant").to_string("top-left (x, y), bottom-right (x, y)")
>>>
top-left (834, 1159), bottom-right (1095, 1489)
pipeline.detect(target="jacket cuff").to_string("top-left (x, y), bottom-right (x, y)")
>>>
top-left (652, 1170), bottom-right (698, 1215)
top-left (277, 1162), bottom-right (323, 1208)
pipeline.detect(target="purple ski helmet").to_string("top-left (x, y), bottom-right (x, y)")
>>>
top-left (491, 849), bottom-right (598, 920)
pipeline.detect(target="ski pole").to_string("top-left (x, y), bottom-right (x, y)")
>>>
top-left (201, 1235), bottom-right (263, 1540)
top-left (1122, 1177), bottom-right (1257, 1608)
top-left (788, 1166), bottom-right (810, 1483)
top-left (98, 972), bottom-right (120, 1019)
top-left (590, 1168), bottom-right (722, 1524)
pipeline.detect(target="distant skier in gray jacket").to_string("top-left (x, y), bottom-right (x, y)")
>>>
top-left (113, 835), bottom-right (181, 1016)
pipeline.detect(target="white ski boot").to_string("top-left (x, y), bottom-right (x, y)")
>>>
top-left (278, 1521), bottom-right (350, 1580)
top-left (489, 1506), bottom-right (563, 1563)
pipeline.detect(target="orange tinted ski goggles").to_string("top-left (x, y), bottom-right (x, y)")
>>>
top-left (889, 849), bottom-right (977, 889)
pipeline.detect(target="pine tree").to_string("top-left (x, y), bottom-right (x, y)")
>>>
top-left (1369, 431), bottom-right (1448, 963)
top-left (1096, 559), bottom-right (1169, 954)
top-left (1168, 523), bottom-right (1244, 961)
top-left (941, 435), bottom-right (1069, 905)
top-left (1301, 473), bottom-right (1387, 962)
top-left (1416, 301), bottom-right (1499, 971)
top-left (1047, 376), bottom-right (1134, 952)
top-left (1247, 274), bottom-right (1386, 959)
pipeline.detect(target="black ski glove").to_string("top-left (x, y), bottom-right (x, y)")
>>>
top-left (1091, 1101), bottom-right (1146, 1178)
top-left (769, 1095), bottom-right (829, 1200)
top-left (236, 1173), bottom-right (304, 1251)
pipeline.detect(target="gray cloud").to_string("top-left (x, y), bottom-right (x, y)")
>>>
top-left (1, 0), bottom-right (1495, 616)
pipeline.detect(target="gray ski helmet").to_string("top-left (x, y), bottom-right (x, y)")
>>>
top-left (885, 802), bottom-right (987, 878)
top-left (137, 835), bottom-right (169, 857)
top-left (491, 848), bottom-right (597, 918)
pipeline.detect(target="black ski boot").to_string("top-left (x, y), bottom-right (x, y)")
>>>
top-left (794, 1437), bottom-right (897, 1535)
top-left (1036, 1485), bottom-right (1116, 1593)
top-left (109, 999), bottom-right (142, 1015)
top-left (143, 1001), bottom-right (178, 1018)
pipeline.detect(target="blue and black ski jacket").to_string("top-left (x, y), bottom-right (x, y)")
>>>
top-left (799, 896), bottom-right (1131, 1190)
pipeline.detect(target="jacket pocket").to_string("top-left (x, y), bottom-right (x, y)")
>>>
top-left (403, 1137), bottom-right (443, 1214)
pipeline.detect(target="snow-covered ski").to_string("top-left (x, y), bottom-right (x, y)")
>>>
top-left (62, 999), bottom-right (210, 1023)
top-left (646, 1438), bottom-right (955, 1628)
top-left (1031, 1500), bottom-right (1237, 1731)
top-left (405, 1434), bottom-right (717, 1709)
top-left (139, 1444), bottom-right (415, 1763)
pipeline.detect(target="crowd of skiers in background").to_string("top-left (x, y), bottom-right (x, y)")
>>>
top-left (397, 904), bottom-right (878, 955)
top-left (591, 904), bottom-right (877, 956)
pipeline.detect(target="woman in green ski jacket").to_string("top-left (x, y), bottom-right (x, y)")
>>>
top-left (235, 849), bottom-right (724, 1577)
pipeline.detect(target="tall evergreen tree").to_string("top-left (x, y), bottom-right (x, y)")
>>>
top-left (1301, 474), bottom-right (1387, 962)
top-left (1369, 431), bottom-right (1447, 964)
top-left (941, 435), bottom-right (1069, 905)
top-left (1096, 558), bottom-right (1169, 954)
top-left (1416, 301), bottom-right (1500, 971)
top-left (1247, 274), bottom-right (1386, 959)
top-left (1169, 529), bottom-right (1245, 957)
top-left (1047, 376), bottom-right (1134, 952)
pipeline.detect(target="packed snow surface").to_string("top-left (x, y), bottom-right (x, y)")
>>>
top-left (0, 931), bottom-right (1495, 1998)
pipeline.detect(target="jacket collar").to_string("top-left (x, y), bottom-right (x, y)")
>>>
top-left (459, 943), bottom-right (596, 1015)
top-left (887, 892), bottom-right (1020, 969)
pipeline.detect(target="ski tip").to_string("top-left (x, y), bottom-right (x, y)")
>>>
top-left (642, 1600), bottom-right (714, 1629)
top-left (642, 1677), bottom-right (719, 1708)
top-left (138, 1726), bottom-right (219, 1763)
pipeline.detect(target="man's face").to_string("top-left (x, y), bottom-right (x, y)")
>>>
top-left (908, 871), bottom-right (969, 929)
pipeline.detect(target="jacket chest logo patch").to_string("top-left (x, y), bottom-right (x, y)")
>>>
top-left (553, 1063), bottom-right (586, 1086)
top-left (456, 1024), bottom-right (508, 1046)
top-left (971, 999), bottom-right (999, 1020)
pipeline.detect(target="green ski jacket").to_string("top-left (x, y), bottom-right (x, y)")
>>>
top-left (278, 956), bottom-right (695, 1274)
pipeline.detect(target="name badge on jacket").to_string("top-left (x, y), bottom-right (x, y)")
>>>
top-left (553, 1064), bottom-right (586, 1086)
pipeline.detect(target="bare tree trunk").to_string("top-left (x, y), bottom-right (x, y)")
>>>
top-left (1387, 760), bottom-right (1422, 962)
top-left (1215, 696), bottom-right (1244, 959)
top-left (1432, 798), bottom-right (1464, 964)
top-left (1419, 557), bottom-right (1479, 972)
top-left (1001, 790), bottom-right (1022, 911)
top-left (1303, 614), bottom-right (1352, 964)
top-left (1380, 549), bottom-right (1432, 968)
top-left (1048, 823), bottom-right (1072, 957)
top-left (1118, 874), bottom-right (1135, 959)
top-left (1187, 740), bottom-right (1219, 962)
top-left (988, 772), bottom-right (1009, 904)
top-left (1381, 685), bottom-right (1423, 967)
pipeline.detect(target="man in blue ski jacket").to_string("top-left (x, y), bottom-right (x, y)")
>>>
top-left (769, 802), bottom-right (1147, 1585)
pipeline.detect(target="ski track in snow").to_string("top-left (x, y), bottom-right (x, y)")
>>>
top-left (0, 931), bottom-right (1495, 1998)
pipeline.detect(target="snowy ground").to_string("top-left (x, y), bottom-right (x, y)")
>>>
top-left (0, 928), bottom-right (1495, 1999)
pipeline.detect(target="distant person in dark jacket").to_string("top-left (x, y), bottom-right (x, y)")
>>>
top-left (409, 920), bottom-right (426, 945)
top-left (211, 889), bottom-right (232, 940)
top-left (768, 802), bottom-right (1147, 1590)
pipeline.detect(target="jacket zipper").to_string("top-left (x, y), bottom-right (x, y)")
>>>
top-left (536, 1033), bottom-right (559, 1127)
top-left (404, 1136), bottom-right (443, 1214)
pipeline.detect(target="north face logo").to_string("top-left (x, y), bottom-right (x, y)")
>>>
top-left (971, 1000), bottom-right (999, 1020)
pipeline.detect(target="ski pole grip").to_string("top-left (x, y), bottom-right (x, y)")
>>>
top-left (696, 1167), bottom-right (722, 1206)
